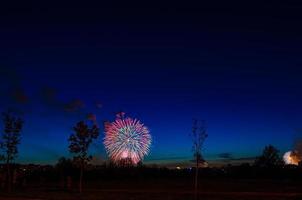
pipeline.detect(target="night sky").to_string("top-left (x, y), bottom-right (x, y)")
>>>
top-left (1, 1), bottom-right (302, 166)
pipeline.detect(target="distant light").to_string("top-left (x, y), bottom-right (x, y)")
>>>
top-left (176, 166), bottom-right (181, 170)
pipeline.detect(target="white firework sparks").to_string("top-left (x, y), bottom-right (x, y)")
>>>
top-left (104, 115), bottom-right (151, 164)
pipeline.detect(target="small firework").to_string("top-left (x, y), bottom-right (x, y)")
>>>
top-left (104, 114), bottom-right (151, 165)
top-left (283, 151), bottom-right (300, 165)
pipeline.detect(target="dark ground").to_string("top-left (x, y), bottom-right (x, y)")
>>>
top-left (0, 179), bottom-right (301, 200)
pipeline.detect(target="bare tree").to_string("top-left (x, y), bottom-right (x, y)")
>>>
top-left (0, 112), bottom-right (24, 192)
top-left (68, 121), bottom-right (99, 193)
top-left (191, 119), bottom-right (208, 199)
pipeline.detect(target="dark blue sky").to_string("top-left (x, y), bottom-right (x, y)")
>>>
top-left (0, 1), bottom-right (302, 165)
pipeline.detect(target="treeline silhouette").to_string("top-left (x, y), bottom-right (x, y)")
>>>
top-left (1, 159), bottom-right (302, 191)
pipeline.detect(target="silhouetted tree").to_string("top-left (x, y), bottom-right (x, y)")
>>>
top-left (299, 160), bottom-right (302, 168)
top-left (191, 119), bottom-right (208, 199)
top-left (254, 145), bottom-right (284, 167)
top-left (0, 112), bottom-right (23, 192)
top-left (137, 160), bottom-right (144, 168)
top-left (68, 121), bottom-right (99, 193)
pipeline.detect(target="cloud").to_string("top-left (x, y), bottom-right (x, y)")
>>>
top-left (0, 66), bottom-right (29, 107)
top-left (95, 101), bottom-right (102, 109)
top-left (230, 156), bottom-right (257, 161)
top-left (217, 153), bottom-right (257, 163)
top-left (87, 113), bottom-right (97, 123)
top-left (64, 99), bottom-right (85, 112)
top-left (40, 87), bottom-right (86, 115)
top-left (11, 88), bottom-right (29, 104)
top-left (218, 153), bottom-right (233, 159)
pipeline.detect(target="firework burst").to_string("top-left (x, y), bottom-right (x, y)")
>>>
top-left (283, 151), bottom-right (301, 165)
top-left (104, 114), bottom-right (151, 164)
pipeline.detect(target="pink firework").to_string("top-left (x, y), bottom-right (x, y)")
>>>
top-left (104, 115), bottom-right (151, 164)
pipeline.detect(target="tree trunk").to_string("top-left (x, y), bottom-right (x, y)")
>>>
top-left (194, 158), bottom-right (198, 200)
top-left (59, 171), bottom-right (65, 189)
top-left (6, 158), bottom-right (11, 193)
top-left (79, 163), bottom-right (83, 193)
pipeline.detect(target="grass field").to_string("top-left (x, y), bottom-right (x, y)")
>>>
top-left (0, 179), bottom-right (301, 200)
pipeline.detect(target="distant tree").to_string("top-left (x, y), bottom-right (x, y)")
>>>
top-left (191, 119), bottom-right (208, 199)
top-left (137, 160), bottom-right (144, 168)
top-left (68, 121), bottom-right (99, 193)
top-left (254, 145), bottom-right (284, 167)
top-left (299, 160), bottom-right (302, 168)
top-left (0, 112), bottom-right (24, 192)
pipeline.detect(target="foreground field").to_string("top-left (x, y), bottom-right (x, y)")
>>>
top-left (0, 179), bottom-right (301, 200)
